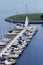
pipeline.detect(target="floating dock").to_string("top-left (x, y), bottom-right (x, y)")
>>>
top-left (0, 24), bottom-right (38, 65)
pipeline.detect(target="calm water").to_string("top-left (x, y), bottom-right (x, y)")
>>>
top-left (0, 12), bottom-right (15, 39)
top-left (0, 0), bottom-right (18, 38)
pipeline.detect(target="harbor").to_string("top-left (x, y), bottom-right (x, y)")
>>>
top-left (0, 16), bottom-right (38, 65)
top-left (0, 0), bottom-right (43, 65)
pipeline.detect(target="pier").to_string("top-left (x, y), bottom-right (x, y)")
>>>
top-left (1, 27), bottom-right (27, 55)
top-left (0, 25), bottom-right (38, 65)
top-left (0, 16), bottom-right (38, 65)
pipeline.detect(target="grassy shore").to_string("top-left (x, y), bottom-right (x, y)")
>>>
top-left (8, 13), bottom-right (42, 21)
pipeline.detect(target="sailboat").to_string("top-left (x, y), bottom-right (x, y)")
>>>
top-left (25, 16), bottom-right (29, 27)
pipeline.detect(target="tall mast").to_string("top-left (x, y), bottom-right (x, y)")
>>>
top-left (25, 3), bottom-right (30, 27)
top-left (26, 3), bottom-right (28, 14)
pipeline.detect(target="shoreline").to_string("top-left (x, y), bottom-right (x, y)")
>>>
top-left (5, 18), bottom-right (43, 24)
top-left (5, 13), bottom-right (43, 24)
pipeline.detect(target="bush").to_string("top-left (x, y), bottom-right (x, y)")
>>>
top-left (41, 15), bottom-right (43, 20)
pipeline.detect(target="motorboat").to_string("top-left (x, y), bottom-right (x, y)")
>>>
top-left (5, 58), bottom-right (16, 65)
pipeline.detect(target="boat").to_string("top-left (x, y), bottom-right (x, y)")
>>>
top-left (5, 58), bottom-right (16, 65)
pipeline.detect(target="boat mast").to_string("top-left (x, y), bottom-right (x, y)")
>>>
top-left (26, 3), bottom-right (28, 15)
top-left (25, 3), bottom-right (29, 27)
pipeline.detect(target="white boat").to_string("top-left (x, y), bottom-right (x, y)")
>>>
top-left (0, 41), bottom-right (6, 46)
top-left (3, 53), bottom-right (19, 59)
top-left (14, 49), bottom-right (23, 55)
top-left (5, 58), bottom-right (16, 65)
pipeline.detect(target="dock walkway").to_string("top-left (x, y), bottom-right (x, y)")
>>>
top-left (1, 27), bottom-right (27, 56)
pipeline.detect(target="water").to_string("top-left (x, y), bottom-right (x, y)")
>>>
top-left (15, 24), bottom-right (43, 65)
top-left (0, 11), bottom-right (16, 39)
top-left (0, 0), bottom-right (18, 39)
top-left (0, 1), bottom-right (43, 65)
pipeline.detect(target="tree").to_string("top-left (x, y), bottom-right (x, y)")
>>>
top-left (41, 15), bottom-right (43, 20)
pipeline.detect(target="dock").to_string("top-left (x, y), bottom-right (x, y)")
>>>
top-left (1, 27), bottom-right (27, 54)
top-left (0, 16), bottom-right (38, 65)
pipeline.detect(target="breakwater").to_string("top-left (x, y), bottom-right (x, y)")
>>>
top-left (5, 18), bottom-right (43, 24)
